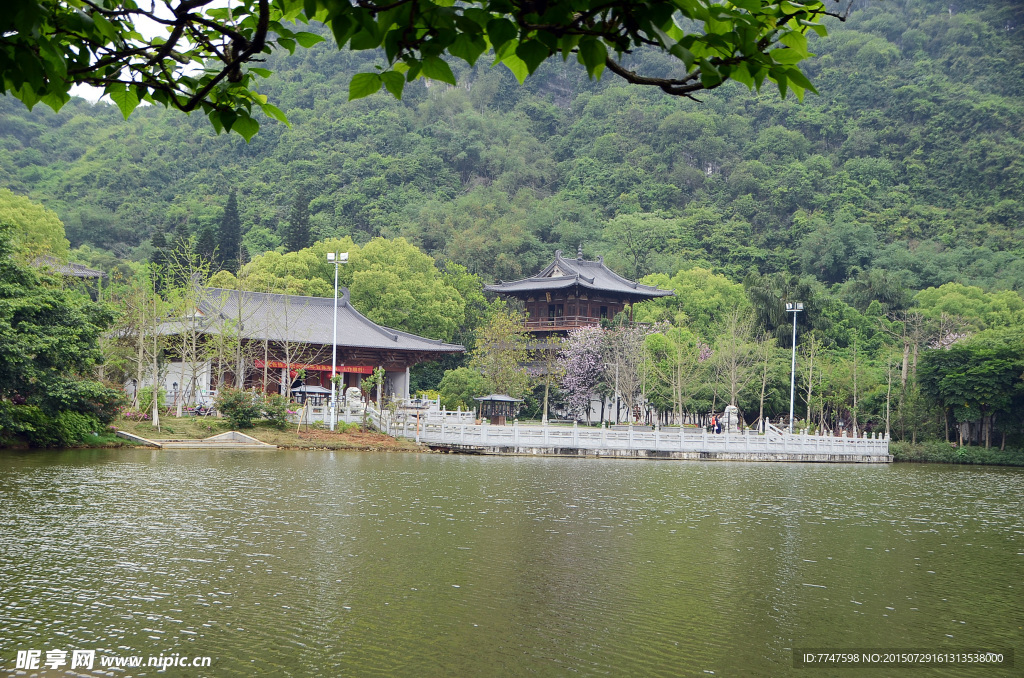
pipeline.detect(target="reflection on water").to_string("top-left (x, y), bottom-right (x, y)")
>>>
top-left (1, 450), bottom-right (1021, 676)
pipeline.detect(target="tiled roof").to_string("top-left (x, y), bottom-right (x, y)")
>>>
top-left (34, 256), bottom-right (106, 279)
top-left (195, 287), bottom-right (465, 353)
top-left (484, 250), bottom-right (673, 300)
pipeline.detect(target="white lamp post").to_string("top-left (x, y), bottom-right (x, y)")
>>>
top-left (786, 301), bottom-right (803, 434)
top-left (327, 251), bottom-right (349, 431)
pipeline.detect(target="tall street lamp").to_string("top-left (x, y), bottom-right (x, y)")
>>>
top-left (327, 251), bottom-right (349, 431)
top-left (786, 301), bottom-right (803, 434)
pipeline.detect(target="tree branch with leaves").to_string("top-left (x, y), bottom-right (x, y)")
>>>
top-left (3, 0), bottom-right (843, 139)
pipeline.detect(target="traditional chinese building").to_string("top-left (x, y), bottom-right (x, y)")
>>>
top-left (156, 287), bottom-right (464, 404)
top-left (484, 248), bottom-right (674, 335)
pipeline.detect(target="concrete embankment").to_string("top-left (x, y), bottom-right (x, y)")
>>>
top-left (116, 430), bottom-right (276, 449)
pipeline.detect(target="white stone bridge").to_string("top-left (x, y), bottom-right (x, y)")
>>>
top-left (395, 419), bottom-right (892, 464)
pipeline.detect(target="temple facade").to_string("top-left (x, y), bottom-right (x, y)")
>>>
top-left (484, 249), bottom-right (674, 335)
top-left (151, 287), bottom-right (464, 406)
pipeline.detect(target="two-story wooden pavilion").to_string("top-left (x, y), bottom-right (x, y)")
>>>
top-left (484, 248), bottom-right (674, 335)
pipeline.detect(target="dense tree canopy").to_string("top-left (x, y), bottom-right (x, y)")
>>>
top-left (4, 1), bottom-right (1022, 297)
top-left (0, 223), bottom-right (120, 445)
top-left (0, 188), bottom-right (69, 259)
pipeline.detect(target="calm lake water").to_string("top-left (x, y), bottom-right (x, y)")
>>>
top-left (1, 450), bottom-right (1021, 676)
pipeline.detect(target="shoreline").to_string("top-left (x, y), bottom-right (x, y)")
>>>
top-left (5, 420), bottom-right (1023, 467)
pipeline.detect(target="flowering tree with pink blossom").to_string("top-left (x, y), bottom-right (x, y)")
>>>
top-left (558, 326), bottom-right (605, 422)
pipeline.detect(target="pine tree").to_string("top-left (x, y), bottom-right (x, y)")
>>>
top-left (150, 229), bottom-right (167, 268)
top-left (174, 221), bottom-right (189, 248)
top-left (195, 226), bottom-right (218, 269)
top-left (284, 187), bottom-right (311, 252)
top-left (218, 189), bottom-right (242, 271)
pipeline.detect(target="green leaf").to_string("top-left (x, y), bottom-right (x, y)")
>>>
top-left (40, 90), bottom-right (70, 113)
top-left (779, 31), bottom-right (808, 56)
top-left (515, 40), bottom-right (549, 75)
top-left (448, 33), bottom-right (486, 66)
top-left (770, 47), bottom-right (805, 65)
top-left (770, 66), bottom-right (789, 98)
top-left (91, 12), bottom-right (118, 40)
top-left (730, 61), bottom-right (755, 88)
top-left (330, 15), bottom-right (355, 46)
top-left (699, 59), bottom-right (722, 88)
top-left (784, 67), bottom-right (818, 95)
top-left (259, 101), bottom-right (291, 126)
top-left (294, 32), bottom-right (325, 48)
top-left (232, 114), bottom-right (259, 142)
top-left (249, 68), bottom-right (273, 78)
top-left (380, 71), bottom-right (406, 98)
top-left (669, 43), bottom-right (695, 70)
top-left (486, 18), bottom-right (517, 51)
top-left (463, 8), bottom-right (491, 27)
top-left (349, 72), bottom-right (382, 100)
top-left (577, 39), bottom-right (607, 79)
top-left (106, 84), bottom-right (140, 120)
top-left (421, 57), bottom-right (456, 85)
top-left (500, 51), bottom-right (529, 84)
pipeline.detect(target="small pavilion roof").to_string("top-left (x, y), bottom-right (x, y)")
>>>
top-left (192, 287), bottom-right (465, 354)
top-left (484, 250), bottom-right (673, 301)
top-left (473, 394), bottom-right (524, 402)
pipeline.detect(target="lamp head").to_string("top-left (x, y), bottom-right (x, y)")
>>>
top-left (327, 252), bottom-right (350, 263)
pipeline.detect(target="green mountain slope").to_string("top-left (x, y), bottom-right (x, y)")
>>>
top-left (1, 0), bottom-right (1022, 292)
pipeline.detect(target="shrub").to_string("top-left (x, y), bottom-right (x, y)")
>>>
top-left (215, 388), bottom-right (263, 429)
top-left (262, 393), bottom-right (289, 429)
top-left (136, 386), bottom-right (166, 414)
top-left (0, 405), bottom-right (101, 447)
top-left (53, 412), bottom-right (102, 446)
top-left (1, 405), bottom-right (59, 447)
top-left (44, 379), bottom-right (124, 424)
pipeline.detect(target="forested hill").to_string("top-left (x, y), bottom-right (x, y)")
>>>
top-left (1, 0), bottom-right (1022, 294)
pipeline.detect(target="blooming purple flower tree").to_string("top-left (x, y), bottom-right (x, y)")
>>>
top-left (558, 326), bottom-right (605, 422)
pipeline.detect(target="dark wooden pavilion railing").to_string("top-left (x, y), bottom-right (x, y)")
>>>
top-left (523, 315), bottom-right (603, 331)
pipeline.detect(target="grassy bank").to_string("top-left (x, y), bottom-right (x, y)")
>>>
top-left (107, 416), bottom-right (419, 452)
top-left (891, 440), bottom-right (1024, 467)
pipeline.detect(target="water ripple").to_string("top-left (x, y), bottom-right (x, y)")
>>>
top-left (0, 451), bottom-right (1021, 676)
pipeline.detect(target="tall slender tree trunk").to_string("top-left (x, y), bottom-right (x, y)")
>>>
top-left (884, 355), bottom-right (893, 437)
top-left (151, 310), bottom-right (160, 430)
top-left (851, 334), bottom-right (859, 436)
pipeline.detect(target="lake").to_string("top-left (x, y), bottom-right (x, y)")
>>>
top-left (1, 450), bottom-right (1020, 676)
